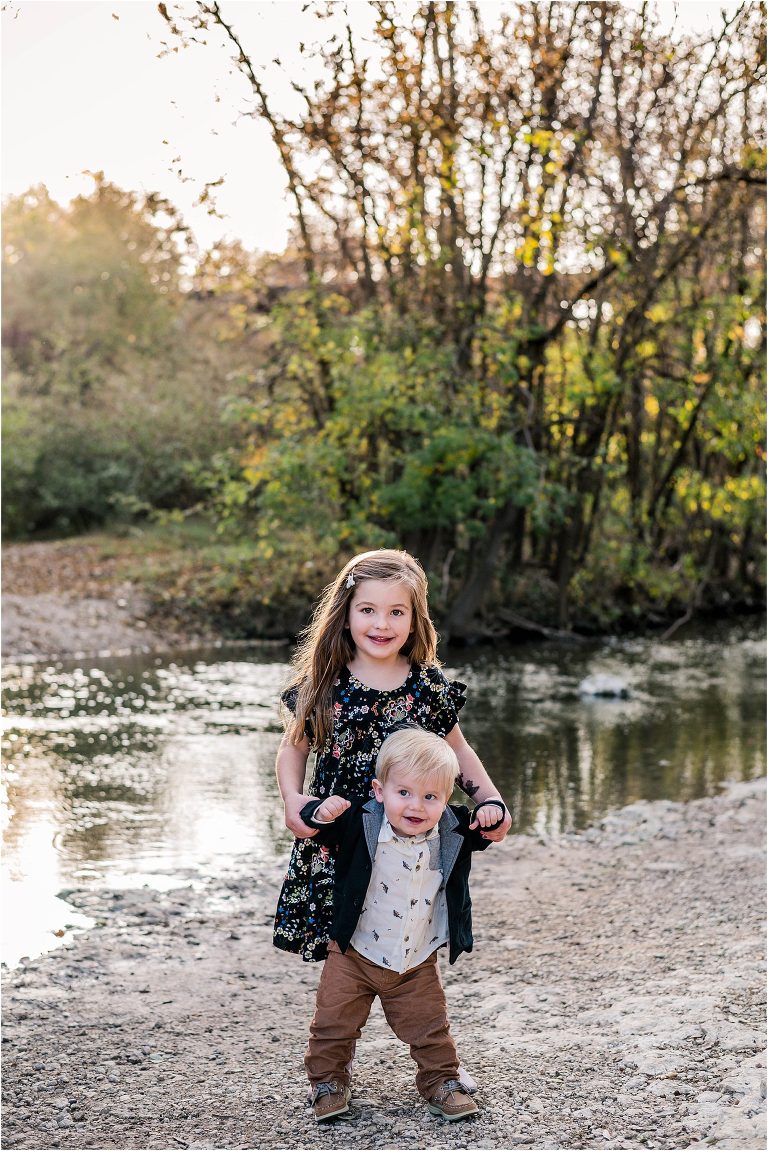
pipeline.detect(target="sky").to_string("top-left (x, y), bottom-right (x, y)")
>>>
top-left (2, 0), bottom-right (741, 256)
top-left (2, 1), bottom-right (306, 252)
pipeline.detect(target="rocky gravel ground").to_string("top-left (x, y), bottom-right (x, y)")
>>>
top-left (2, 779), bottom-right (765, 1151)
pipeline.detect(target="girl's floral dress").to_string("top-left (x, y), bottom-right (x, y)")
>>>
top-left (273, 663), bottom-right (467, 962)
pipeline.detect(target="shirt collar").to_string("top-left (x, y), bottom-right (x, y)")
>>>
top-left (379, 817), bottom-right (440, 846)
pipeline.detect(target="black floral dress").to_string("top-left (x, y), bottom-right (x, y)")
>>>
top-left (273, 663), bottom-right (467, 962)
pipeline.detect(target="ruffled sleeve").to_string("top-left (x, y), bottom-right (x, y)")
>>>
top-left (280, 683), bottom-right (315, 742)
top-left (279, 685), bottom-right (297, 713)
top-left (418, 665), bottom-right (467, 736)
top-left (280, 685), bottom-right (299, 714)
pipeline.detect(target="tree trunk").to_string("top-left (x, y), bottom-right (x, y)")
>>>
top-left (442, 503), bottom-right (522, 640)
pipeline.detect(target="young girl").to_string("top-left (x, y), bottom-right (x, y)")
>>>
top-left (273, 548), bottom-right (511, 962)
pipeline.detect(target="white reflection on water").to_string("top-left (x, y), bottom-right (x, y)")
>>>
top-left (2, 809), bottom-right (93, 967)
top-left (122, 731), bottom-right (285, 876)
top-left (2, 648), bottom-right (295, 967)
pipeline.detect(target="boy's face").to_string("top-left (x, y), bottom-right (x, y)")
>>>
top-left (372, 763), bottom-right (449, 837)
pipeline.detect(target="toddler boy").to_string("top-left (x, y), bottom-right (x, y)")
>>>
top-left (298, 726), bottom-right (505, 1122)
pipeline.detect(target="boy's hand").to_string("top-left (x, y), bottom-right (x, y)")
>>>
top-left (469, 799), bottom-right (511, 841)
top-left (314, 795), bottom-right (351, 824)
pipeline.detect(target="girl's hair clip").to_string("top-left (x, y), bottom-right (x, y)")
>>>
top-left (345, 572), bottom-right (356, 589)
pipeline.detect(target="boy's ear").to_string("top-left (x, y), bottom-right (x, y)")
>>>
top-left (371, 778), bottom-right (384, 802)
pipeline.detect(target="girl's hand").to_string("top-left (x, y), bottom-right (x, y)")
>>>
top-left (284, 792), bottom-right (319, 839)
top-left (314, 796), bottom-right (351, 824)
top-left (469, 799), bottom-right (512, 842)
top-left (444, 724), bottom-right (511, 842)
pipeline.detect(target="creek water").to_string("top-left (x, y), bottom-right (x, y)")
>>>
top-left (2, 618), bottom-right (765, 967)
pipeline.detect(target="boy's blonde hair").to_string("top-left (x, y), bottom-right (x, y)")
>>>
top-left (375, 728), bottom-right (459, 800)
top-left (284, 549), bottom-right (439, 750)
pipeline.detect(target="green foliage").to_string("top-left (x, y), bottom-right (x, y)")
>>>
top-left (2, 179), bottom-right (244, 538)
top-left (157, 253), bottom-right (764, 632)
top-left (377, 429), bottom-right (539, 535)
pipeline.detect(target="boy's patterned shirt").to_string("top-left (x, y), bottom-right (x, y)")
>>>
top-left (350, 819), bottom-right (449, 973)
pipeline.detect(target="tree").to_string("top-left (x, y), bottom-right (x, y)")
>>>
top-left (155, 1), bottom-right (766, 635)
top-left (2, 176), bottom-right (240, 535)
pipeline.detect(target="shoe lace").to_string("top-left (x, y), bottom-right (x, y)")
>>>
top-left (438, 1079), bottom-right (469, 1101)
top-left (313, 1081), bottom-right (340, 1101)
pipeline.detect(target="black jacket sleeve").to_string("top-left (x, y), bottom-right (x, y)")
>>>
top-left (299, 798), bottom-right (360, 848)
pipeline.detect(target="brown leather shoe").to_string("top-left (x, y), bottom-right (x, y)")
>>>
top-left (427, 1078), bottom-right (479, 1121)
top-left (311, 1080), bottom-right (351, 1121)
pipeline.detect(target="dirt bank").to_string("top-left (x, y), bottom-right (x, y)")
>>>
top-left (2, 778), bottom-right (765, 1151)
top-left (2, 541), bottom-right (217, 661)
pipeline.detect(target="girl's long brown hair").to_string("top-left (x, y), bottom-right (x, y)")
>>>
top-left (283, 549), bottom-right (439, 750)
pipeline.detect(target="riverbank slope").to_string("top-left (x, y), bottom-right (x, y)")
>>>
top-left (2, 778), bottom-right (765, 1151)
top-left (4, 536), bottom-right (764, 660)
top-left (2, 539), bottom-right (219, 660)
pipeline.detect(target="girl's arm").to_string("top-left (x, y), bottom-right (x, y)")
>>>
top-left (275, 733), bottom-right (319, 839)
top-left (443, 723), bottom-right (512, 842)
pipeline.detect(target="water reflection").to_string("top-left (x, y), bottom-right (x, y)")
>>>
top-left (2, 623), bottom-right (765, 966)
top-left (453, 624), bottom-right (766, 836)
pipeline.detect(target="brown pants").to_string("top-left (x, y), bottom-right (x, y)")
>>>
top-left (305, 942), bottom-right (459, 1100)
